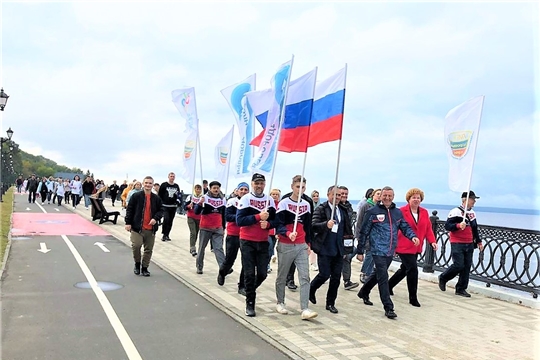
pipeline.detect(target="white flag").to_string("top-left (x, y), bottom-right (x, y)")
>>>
top-left (214, 126), bottom-right (234, 188)
top-left (444, 96), bottom-right (484, 192)
top-left (250, 58), bottom-right (293, 173)
top-left (182, 129), bottom-right (198, 184)
top-left (220, 75), bottom-right (256, 177)
top-left (172, 87), bottom-right (199, 133)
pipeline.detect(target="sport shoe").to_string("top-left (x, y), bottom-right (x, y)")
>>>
top-left (301, 308), bottom-right (318, 320)
top-left (276, 303), bottom-right (289, 315)
top-left (344, 280), bottom-right (359, 290)
top-left (245, 303), bottom-right (256, 317)
top-left (310, 263), bottom-right (318, 271)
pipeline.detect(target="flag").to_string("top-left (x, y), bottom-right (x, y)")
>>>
top-left (249, 58), bottom-right (293, 173)
top-left (308, 67), bottom-right (346, 147)
top-left (250, 68), bottom-right (317, 153)
top-left (182, 129), bottom-right (198, 184)
top-left (444, 96), bottom-right (484, 192)
top-left (171, 87), bottom-right (199, 132)
top-left (214, 126), bottom-right (234, 186)
top-left (220, 75), bottom-right (256, 177)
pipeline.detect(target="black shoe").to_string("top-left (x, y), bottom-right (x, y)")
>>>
top-left (238, 288), bottom-right (246, 296)
top-left (357, 291), bottom-right (373, 306)
top-left (162, 236), bottom-right (167, 242)
top-left (141, 267), bottom-right (150, 277)
top-left (166, 236), bottom-right (171, 241)
top-left (438, 275), bottom-right (446, 292)
top-left (309, 292), bottom-right (316, 304)
top-left (196, 268), bottom-right (203, 275)
top-left (455, 290), bottom-right (471, 298)
top-left (385, 310), bottom-right (397, 319)
top-left (344, 280), bottom-right (359, 290)
top-left (245, 303), bottom-right (256, 317)
top-left (133, 262), bottom-right (141, 275)
top-left (190, 249), bottom-right (197, 257)
top-left (409, 299), bottom-right (421, 307)
top-left (287, 280), bottom-right (298, 290)
top-left (217, 273), bottom-right (225, 286)
top-left (325, 305), bottom-right (338, 314)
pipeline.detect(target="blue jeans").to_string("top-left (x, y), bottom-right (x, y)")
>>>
top-left (360, 250), bottom-right (375, 277)
top-left (440, 242), bottom-right (474, 292)
top-left (84, 194), bottom-right (91, 207)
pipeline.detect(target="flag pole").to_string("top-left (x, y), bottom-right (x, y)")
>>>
top-left (462, 95), bottom-right (484, 220)
top-left (330, 64), bottom-right (348, 220)
top-left (190, 131), bottom-right (198, 197)
top-left (224, 126), bottom-right (235, 197)
top-left (292, 66), bottom-right (318, 233)
top-left (197, 131), bottom-right (204, 185)
top-left (266, 54), bottom-right (295, 206)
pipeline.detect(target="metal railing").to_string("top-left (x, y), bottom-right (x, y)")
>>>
top-left (420, 211), bottom-right (540, 298)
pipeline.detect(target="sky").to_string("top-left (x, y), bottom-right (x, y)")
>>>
top-left (1, 1), bottom-right (539, 210)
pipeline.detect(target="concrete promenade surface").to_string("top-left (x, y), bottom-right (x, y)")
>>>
top-left (11, 196), bottom-right (540, 360)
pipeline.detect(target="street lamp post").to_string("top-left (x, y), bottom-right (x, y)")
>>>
top-left (0, 127), bottom-right (14, 202)
top-left (0, 88), bottom-right (9, 111)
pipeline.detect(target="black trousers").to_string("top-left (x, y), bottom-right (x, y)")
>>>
top-left (240, 239), bottom-right (269, 305)
top-left (219, 234), bottom-right (244, 289)
top-left (161, 206), bottom-right (177, 237)
top-left (40, 191), bottom-right (48, 203)
top-left (310, 253), bottom-right (343, 306)
top-left (28, 191), bottom-right (37, 203)
top-left (110, 192), bottom-right (118, 205)
top-left (359, 255), bottom-right (394, 311)
top-left (388, 253), bottom-right (419, 301)
top-left (440, 243), bottom-right (474, 292)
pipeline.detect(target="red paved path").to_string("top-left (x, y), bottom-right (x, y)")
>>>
top-left (11, 213), bottom-right (109, 236)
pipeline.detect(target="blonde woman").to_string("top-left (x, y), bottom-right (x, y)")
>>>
top-left (126, 181), bottom-right (143, 207)
top-left (121, 181), bottom-right (136, 209)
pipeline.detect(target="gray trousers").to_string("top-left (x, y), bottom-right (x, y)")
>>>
top-left (196, 228), bottom-right (225, 271)
top-left (187, 217), bottom-right (200, 251)
top-left (131, 230), bottom-right (155, 267)
top-left (275, 242), bottom-right (311, 310)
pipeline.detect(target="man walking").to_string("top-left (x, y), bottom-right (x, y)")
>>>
top-left (236, 173), bottom-right (277, 317)
top-left (108, 180), bottom-right (120, 207)
top-left (27, 174), bottom-right (38, 203)
top-left (356, 186), bottom-right (419, 319)
top-left (309, 186), bottom-right (353, 315)
top-left (339, 185), bottom-right (359, 291)
top-left (438, 190), bottom-right (484, 297)
top-left (125, 176), bottom-right (163, 277)
top-left (158, 172), bottom-right (181, 241)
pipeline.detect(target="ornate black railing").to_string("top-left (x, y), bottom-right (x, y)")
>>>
top-left (419, 211), bottom-right (540, 298)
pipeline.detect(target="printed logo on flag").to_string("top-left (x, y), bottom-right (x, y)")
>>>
top-left (218, 147), bottom-right (229, 165)
top-left (377, 214), bottom-right (385, 222)
top-left (180, 93), bottom-right (191, 110)
top-left (184, 140), bottom-right (195, 160)
top-left (448, 131), bottom-right (473, 159)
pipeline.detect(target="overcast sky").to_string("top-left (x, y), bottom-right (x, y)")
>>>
top-left (1, 1), bottom-right (538, 209)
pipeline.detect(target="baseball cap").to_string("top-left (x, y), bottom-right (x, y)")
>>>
top-left (252, 173), bottom-right (265, 182)
top-left (461, 190), bottom-right (480, 199)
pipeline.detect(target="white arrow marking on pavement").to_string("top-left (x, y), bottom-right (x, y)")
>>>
top-left (94, 242), bottom-right (110, 253)
top-left (26, 207), bottom-right (31, 211)
top-left (37, 242), bottom-right (51, 254)
top-left (54, 208), bottom-right (60, 212)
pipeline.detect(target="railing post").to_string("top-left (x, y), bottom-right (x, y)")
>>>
top-left (423, 210), bottom-right (439, 273)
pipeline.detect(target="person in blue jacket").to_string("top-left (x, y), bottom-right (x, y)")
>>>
top-left (356, 186), bottom-right (419, 319)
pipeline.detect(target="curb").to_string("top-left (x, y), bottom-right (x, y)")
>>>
top-left (0, 191), bottom-right (15, 281)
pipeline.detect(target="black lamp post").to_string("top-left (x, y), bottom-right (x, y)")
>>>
top-left (0, 88), bottom-right (9, 111)
top-left (0, 127), bottom-right (14, 201)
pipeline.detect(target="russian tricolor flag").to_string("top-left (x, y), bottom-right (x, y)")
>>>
top-left (251, 67), bottom-right (346, 152)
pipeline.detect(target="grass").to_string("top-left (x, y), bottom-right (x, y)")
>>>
top-left (0, 187), bottom-right (14, 267)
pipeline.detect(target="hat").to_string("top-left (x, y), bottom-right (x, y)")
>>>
top-left (237, 182), bottom-right (249, 191)
top-left (364, 188), bottom-right (374, 199)
top-left (252, 173), bottom-right (265, 182)
top-left (461, 190), bottom-right (480, 199)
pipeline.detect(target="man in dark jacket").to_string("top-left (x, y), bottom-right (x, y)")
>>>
top-left (339, 185), bottom-right (359, 291)
top-left (27, 174), bottom-right (39, 203)
top-left (356, 186), bottom-right (419, 319)
top-left (125, 176), bottom-right (163, 277)
top-left (108, 180), bottom-right (120, 207)
top-left (309, 185), bottom-right (353, 314)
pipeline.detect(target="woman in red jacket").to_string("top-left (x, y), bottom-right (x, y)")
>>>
top-left (388, 188), bottom-right (437, 307)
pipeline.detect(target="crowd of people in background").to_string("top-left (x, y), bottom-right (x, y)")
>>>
top-left (12, 171), bottom-right (484, 321)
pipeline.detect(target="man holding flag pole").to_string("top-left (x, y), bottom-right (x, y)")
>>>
top-left (439, 96), bottom-right (485, 297)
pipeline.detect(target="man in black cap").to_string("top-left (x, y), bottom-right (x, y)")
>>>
top-left (439, 190), bottom-right (484, 297)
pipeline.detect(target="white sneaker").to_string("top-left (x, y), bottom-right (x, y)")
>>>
top-left (276, 303), bottom-right (289, 315)
top-left (301, 308), bottom-right (318, 320)
top-left (310, 263), bottom-right (318, 271)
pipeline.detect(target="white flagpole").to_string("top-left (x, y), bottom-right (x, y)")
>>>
top-left (292, 66), bottom-right (318, 233)
top-left (330, 64), bottom-right (348, 220)
top-left (224, 126), bottom-right (235, 197)
top-left (462, 95), bottom-right (485, 220)
top-left (197, 131), bottom-right (204, 185)
top-left (190, 132), bottom-right (199, 196)
top-left (267, 55), bottom-right (295, 207)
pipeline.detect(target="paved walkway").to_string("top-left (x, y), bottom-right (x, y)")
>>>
top-left (69, 201), bottom-right (539, 360)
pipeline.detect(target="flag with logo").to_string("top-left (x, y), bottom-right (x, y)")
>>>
top-left (220, 75), bottom-right (256, 177)
top-left (444, 95), bottom-right (484, 192)
top-left (248, 58), bottom-right (293, 173)
top-left (214, 126), bottom-right (234, 187)
top-left (171, 87), bottom-right (199, 133)
top-left (182, 129), bottom-right (198, 184)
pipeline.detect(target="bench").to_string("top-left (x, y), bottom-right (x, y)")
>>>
top-left (90, 197), bottom-right (120, 224)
